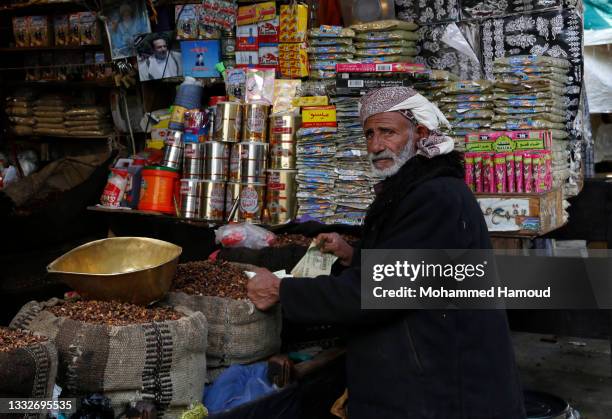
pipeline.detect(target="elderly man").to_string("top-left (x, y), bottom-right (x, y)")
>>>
top-left (248, 87), bottom-right (525, 418)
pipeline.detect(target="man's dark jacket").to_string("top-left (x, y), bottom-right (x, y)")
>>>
top-left (280, 152), bottom-right (525, 419)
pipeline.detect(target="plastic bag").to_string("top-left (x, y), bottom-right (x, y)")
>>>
top-left (354, 39), bottom-right (416, 49)
top-left (203, 363), bottom-right (276, 413)
top-left (350, 19), bottom-right (418, 32)
top-left (215, 223), bottom-right (276, 249)
top-left (353, 30), bottom-right (419, 41)
top-left (354, 47), bottom-right (418, 57)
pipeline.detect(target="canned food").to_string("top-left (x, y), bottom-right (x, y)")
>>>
top-left (225, 182), bottom-right (241, 222)
top-left (161, 130), bottom-right (184, 170)
top-left (229, 143), bottom-right (241, 182)
top-left (179, 179), bottom-right (203, 219)
top-left (242, 103), bottom-right (270, 142)
top-left (214, 102), bottom-right (242, 142)
top-left (269, 114), bottom-right (299, 136)
top-left (239, 142), bottom-right (268, 183)
top-left (266, 169), bottom-right (297, 224)
top-left (203, 141), bottom-right (230, 181)
top-left (201, 180), bottom-right (226, 222)
top-left (269, 134), bottom-right (296, 169)
top-left (183, 142), bottom-right (205, 179)
top-left (238, 182), bottom-right (266, 223)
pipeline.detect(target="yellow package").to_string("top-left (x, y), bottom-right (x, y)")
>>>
top-left (272, 79), bottom-right (301, 114)
top-left (280, 4), bottom-right (308, 43)
top-left (301, 106), bottom-right (336, 127)
top-left (293, 96), bottom-right (328, 107)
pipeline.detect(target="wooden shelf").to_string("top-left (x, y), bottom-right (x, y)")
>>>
top-left (87, 205), bottom-right (223, 226)
top-left (0, 45), bottom-right (102, 52)
top-left (7, 79), bottom-right (114, 87)
top-left (0, 1), bottom-right (90, 13)
top-left (8, 134), bottom-right (114, 140)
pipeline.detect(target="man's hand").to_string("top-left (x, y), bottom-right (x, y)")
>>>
top-left (315, 233), bottom-right (354, 266)
top-left (247, 267), bottom-right (281, 311)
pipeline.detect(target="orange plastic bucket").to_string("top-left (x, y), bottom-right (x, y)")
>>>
top-left (138, 166), bottom-right (180, 214)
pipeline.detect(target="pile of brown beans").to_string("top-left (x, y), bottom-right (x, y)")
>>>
top-left (0, 327), bottom-right (47, 352)
top-left (47, 300), bottom-right (181, 326)
top-left (173, 260), bottom-right (249, 299)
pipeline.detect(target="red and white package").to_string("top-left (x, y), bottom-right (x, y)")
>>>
top-left (100, 168), bottom-right (129, 207)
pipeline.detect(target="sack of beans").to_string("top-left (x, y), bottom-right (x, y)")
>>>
top-left (166, 261), bottom-right (282, 368)
top-left (0, 327), bottom-right (58, 401)
top-left (10, 298), bottom-right (207, 418)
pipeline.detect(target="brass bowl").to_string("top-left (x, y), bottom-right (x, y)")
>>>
top-left (47, 237), bottom-right (182, 305)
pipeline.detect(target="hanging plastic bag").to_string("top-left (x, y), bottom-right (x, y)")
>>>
top-left (215, 223), bottom-right (276, 249)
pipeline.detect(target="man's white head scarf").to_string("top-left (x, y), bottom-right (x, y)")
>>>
top-left (358, 86), bottom-right (455, 158)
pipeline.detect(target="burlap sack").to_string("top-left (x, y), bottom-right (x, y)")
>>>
top-left (11, 299), bottom-right (208, 419)
top-left (0, 339), bottom-right (58, 401)
top-left (165, 263), bottom-right (281, 368)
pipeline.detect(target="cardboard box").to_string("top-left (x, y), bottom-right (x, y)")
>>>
top-left (465, 131), bottom-right (552, 153)
top-left (176, 5), bottom-right (198, 40)
top-left (301, 106), bottom-right (337, 128)
top-left (279, 4), bottom-right (307, 43)
top-left (236, 24), bottom-right (258, 51)
top-left (258, 16), bottom-right (279, 43)
top-left (12, 16), bottom-right (29, 48)
top-left (53, 15), bottom-right (69, 46)
top-left (336, 77), bottom-right (415, 97)
top-left (259, 43), bottom-right (279, 66)
top-left (336, 63), bottom-right (426, 73)
top-left (180, 40), bottom-right (221, 78)
top-left (68, 14), bottom-right (80, 45)
top-left (79, 12), bottom-right (100, 45)
top-left (476, 188), bottom-right (563, 235)
top-left (257, 2), bottom-right (277, 23)
top-left (238, 1), bottom-right (276, 25)
top-left (236, 51), bottom-right (259, 66)
top-left (29, 16), bottom-right (51, 47)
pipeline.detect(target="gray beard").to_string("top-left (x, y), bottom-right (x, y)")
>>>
top-left (368, 140), bottom-right (417, 179)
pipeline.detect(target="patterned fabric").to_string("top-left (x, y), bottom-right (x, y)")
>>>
top-left (480, 9), bottom-right (583, 139)
top-left (416, 131), bottom-right (456, 158)
top-left (358, 86), bottom-right (420, 124)
top-left (460, 0), bottom-right (562, 19)
top-left (395, 0), bottom-right (460, 24)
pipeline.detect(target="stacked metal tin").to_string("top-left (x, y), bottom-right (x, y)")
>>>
top-left (228, 103), bottom-right (270, 223)
top-left (267, 114), bottom-right (299, 225)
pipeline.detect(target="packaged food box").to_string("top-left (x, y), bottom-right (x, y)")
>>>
top-left (465, 130), bottom-right (552, 152)
top-left (259, 44), bottom-right (279, 66)
top-left (236, 24), bottom-right (258, 51)
top-left (258, 16), bottom-right (279, 43)
top-left (301, 106), bottom-right (336, 128)
top-left (176, 5), bottom-right (198, 40)
top-left (68, 14), bottom-right (80, 45)
top-left (279, 4), bottom-right (307, 43)
top-left (53, 15), bottom-right (69, 46)
top-left (12, 16), bottom-right (29, 48)
top-left (79, 12), bottom-right (101, 45)
top-left (29, 16), bottom-right (51, 47)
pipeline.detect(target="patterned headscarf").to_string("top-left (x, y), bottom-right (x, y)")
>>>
top-left (358, 86), bottom-right (455, 158)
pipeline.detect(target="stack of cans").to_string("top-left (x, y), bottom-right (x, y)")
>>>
top-left (266, 114), bottom-right (299, 225)
top-left (226, 102), bottom-right (270, 223)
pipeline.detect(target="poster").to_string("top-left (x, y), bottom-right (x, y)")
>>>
top-left (104, 0), bottom-right (151, 59)
top-left (180, 40), bottom-right (221, 78)
top-left (135, 32), bottom-right (183, 81)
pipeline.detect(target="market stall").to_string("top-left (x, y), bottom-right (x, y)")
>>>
top-left (0, 0), bottom-right (600, 417)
